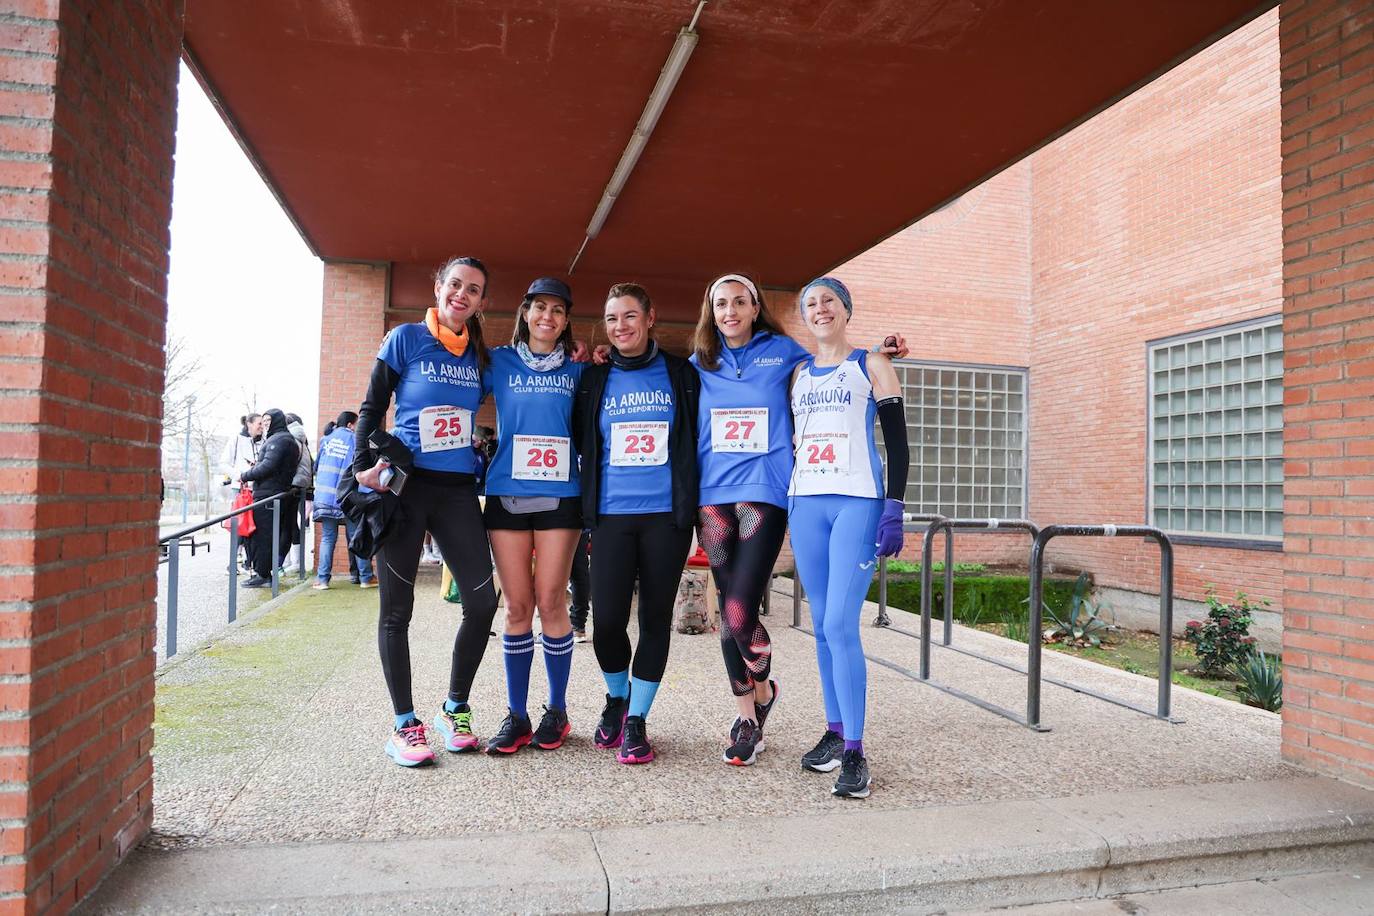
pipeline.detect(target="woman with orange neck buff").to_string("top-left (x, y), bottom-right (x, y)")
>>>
top-left (353, 255), bottom-right (500, 768)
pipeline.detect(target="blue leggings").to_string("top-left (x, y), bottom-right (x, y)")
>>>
top-left (788, 494), bottom-right (882, 743)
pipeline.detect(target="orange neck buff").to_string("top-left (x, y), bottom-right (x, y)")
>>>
top-left (425, 307), bottom-right (470, 358)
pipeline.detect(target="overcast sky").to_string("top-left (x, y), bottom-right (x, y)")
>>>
top-left (166, 62), bottom-right (323, 443)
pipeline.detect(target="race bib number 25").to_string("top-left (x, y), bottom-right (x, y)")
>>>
top-left (419, 405), bottom-right (472, 453)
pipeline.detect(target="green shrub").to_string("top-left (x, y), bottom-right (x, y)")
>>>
top-left (1183, 588), bottom-right (1264, 676)
top-left (884, 560), bottom-right (987, 575)
top-left (866, 574), bottom-right (1079, 628)
top-left (1234, 649), bottom-right (1283, 711)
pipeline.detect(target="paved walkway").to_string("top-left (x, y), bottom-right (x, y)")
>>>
top-left (82, 570), bottom-right (1374, 912)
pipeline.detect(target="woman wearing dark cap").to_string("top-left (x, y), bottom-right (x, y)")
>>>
top-left (572, 283), bottom-right (699, 764)
top-left (478, 277), bottom-right (586, 754)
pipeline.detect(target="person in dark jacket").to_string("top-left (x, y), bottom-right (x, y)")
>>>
top-left (571, 282), bottom-right (699, 765)
top-left (237, 408), bottom-right (300, 588)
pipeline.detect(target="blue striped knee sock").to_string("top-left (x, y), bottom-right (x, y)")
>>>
top-left (503, 631), bottom-right (536, 718)
top-left (542, 632), bottom-right (574, 710)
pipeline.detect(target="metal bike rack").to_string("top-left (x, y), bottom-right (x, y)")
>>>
top-left (791, 516), bottom-right (1044, 730)
top-left (1028, 524), bottom-right (1180, 727)
top-left (874, 513), bottom-right (947, 628)
top-left (797, 514), bottom-right (1182, 731)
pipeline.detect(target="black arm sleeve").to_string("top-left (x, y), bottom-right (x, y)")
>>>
top-left (352, 358), bottom-right (402, 476)
top-left (877, 397), bottom-right (909, 502)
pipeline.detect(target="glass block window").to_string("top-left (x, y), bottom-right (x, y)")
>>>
top-left (1147, 319), bottom-right (1283, 541)
top-left (885, 363), bottom-right (1028, 520)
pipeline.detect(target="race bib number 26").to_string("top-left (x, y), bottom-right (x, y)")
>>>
top-left (610, 421), bottom-right (669, 467)
top-left (512, 435), bottom-right (571, 481)
top-left (419, 405), bottom-right (472, 453)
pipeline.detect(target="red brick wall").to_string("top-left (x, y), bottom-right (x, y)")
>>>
top-left (1278, 0), bottom-right (1374, 786)
top-left (1026, 11), bottom-right (1285, 605)
top-left (316, 261), bottom-right (388, 574)
top-left (0, 0), bottom-right (183, 910)
top-left (824, 11), bottom-right (1287, 597)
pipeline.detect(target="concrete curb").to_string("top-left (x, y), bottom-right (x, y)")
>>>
top-left (81, 775), bottom-right (1374, 914)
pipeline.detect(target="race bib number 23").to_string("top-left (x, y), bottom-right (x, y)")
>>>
top-left (610, 421), bottom-right (669, 467)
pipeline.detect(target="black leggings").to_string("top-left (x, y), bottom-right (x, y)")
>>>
top-left (698, 502), bottom-right (787, 695)
top-left (250, 500), bottom-right (292, 579)
top-left (569, 529), bottom-right (592, 631)
top-left (375, 474), bottom-right (499, 715)
top-left (590, 513), bottom-right (693, 683)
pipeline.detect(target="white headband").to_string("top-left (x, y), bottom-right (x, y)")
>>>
top-left (710, 273), bottom-right (760, 305)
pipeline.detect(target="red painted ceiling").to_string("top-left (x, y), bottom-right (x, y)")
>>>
top-left (183, 0), bottom-right (1272, 289)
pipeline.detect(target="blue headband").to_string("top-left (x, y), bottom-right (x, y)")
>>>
top-left (799, 276), bottom-right (853, 317)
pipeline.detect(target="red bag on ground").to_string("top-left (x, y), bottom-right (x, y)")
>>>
top-left (223, 486), bottom-right (257, 537)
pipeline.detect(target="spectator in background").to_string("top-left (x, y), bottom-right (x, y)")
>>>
top-left (282, 412), bottom-right (314, 572)
top-left (221, 413), bottom-right (261, 572)
top-left (237, 409), bottom-right (300, 588)
top-left (568, 529), bottom-right (591, 643)
top-left (473, 425), bottom-right (496, 491)
top-left (312, 411), bottom-right (374, 589)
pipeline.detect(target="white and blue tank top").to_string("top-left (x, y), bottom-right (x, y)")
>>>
top-left (788, 349), bottom-right (884, 499)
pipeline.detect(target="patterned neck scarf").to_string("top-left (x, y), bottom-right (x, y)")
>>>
top-left (515, 340), bottom-right (565, 371)
top-left (424, 307), bottom-right (469, 357)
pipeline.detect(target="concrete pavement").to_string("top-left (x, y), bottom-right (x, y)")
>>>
top-left (80, 569), bottom-right (1374, 913)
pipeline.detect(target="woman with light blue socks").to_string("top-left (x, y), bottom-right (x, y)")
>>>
top-left (788, 277), bottom-right (908, 798)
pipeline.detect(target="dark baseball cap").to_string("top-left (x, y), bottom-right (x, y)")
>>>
top-left (523, 277), bottom-right (573, 308)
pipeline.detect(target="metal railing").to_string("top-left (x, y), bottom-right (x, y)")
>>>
top-left (791, 513), bottom-right (1181, 732)
top-left (158, 490), bottom-right (307, 658)
top-left (1028, 525), bottom-right (1178, 726)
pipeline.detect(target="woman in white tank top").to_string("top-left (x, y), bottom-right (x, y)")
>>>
top-left (788, 277), bottom-right (910, 800)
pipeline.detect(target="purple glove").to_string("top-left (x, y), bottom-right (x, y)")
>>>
top-left (875, 498), bottom-right (904, 557)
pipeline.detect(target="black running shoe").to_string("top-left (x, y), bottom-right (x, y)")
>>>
top-left (723, 717), bottom-right (764, 766)
top-left (801, 729), bottom-right (844, 773)
top-left (242, 575), bottom-right (270, 589)
top-left (831, 749), bottom-right (871, 798)
top-left (532, 706), bottom-right (571, 750)
top-left (485, 710), bottom-right (532, 755)
top-left (617, 715), bottom-right (654, 764)
top-left (754, 678), bottom-right (780, 731)
top-left (594, 694), bottom-right (629, 749)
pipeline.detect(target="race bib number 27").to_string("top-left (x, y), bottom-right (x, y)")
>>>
top-left (710, 408), bottom-right (768, 454)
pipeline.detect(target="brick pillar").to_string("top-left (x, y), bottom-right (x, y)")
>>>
top-left (0, 0), bottom-right (184, 910)
top-left (1279, 0), bottom-right (1374, 785)
top-left (317, 261), bottom-right (388, 575)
